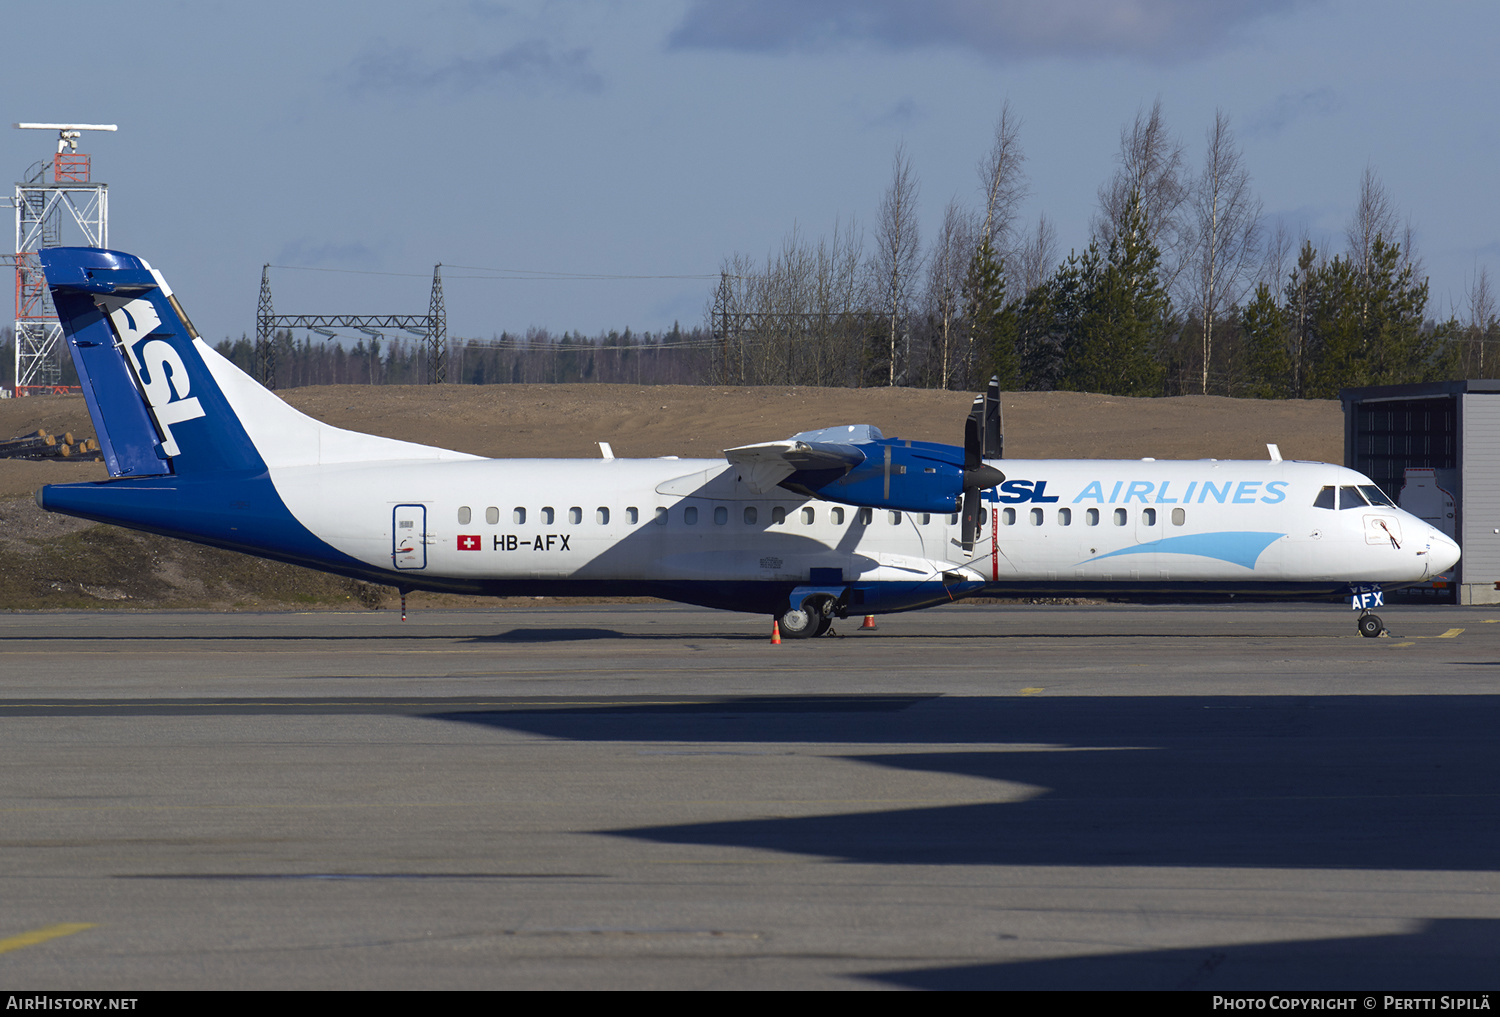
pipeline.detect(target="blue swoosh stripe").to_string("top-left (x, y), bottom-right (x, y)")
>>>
top-left (1078, 531), bottom-right (1285, 571)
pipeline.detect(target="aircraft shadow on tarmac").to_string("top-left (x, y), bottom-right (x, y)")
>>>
top-left (433, 694), bottom-right (1500, 872)
top-left (865, 918), bottom-right (1500, 991)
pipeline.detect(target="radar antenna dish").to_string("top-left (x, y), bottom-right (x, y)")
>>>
top-left (13, 123), bottom-right (119, 153)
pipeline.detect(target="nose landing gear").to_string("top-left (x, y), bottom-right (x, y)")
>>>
top-left (1357, 612), bottom-right (1385, 638)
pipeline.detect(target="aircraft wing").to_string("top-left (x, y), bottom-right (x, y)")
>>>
top-left (724, 439), bottom-right (866, 494)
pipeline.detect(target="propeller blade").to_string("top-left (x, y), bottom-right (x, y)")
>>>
top-left (983, 375), bottom-right (1002, 460)
top-left (960, 487), bottom-right (980, 552)
top-left (964, 402), bottom-right (982, 470)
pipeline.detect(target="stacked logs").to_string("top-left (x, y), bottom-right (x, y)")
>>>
top-left (0, 429), bottom-right (103, 461)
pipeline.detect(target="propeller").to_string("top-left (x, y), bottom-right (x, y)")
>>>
top-left (960, 376), bottom-right (1005, 552)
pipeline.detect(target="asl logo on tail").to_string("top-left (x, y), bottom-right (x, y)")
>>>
top-left (106, 297), bottom-right (205, 457)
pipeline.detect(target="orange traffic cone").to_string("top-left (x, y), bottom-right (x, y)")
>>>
top-left (771, 620), bottom-right (782, 644)
top-left (860, 614), bottom-right (877, 630)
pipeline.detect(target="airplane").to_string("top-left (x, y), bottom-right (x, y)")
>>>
top-left (33, 246), bottom-right (1460, 640)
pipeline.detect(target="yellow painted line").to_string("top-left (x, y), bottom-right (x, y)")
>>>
top-left (1020, 687), bottom-right (1044, 696)
top-left (1438, 628), bottom-right (1465, 638)
top-left (0, 923), bottom-right (95, 955)
top-left (1390, 641), bottom-right (1415, 648)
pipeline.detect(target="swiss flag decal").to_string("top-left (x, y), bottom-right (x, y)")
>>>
top-left (457, 534), bottom-right (481, 551)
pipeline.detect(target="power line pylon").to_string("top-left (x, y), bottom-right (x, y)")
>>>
top-left (256, 264), bottom-right (277, 389)
top-left (428, 263), bottom-right (446, 384)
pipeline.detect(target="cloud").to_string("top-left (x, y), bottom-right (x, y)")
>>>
top-left (1244, 88), bottom-right (1341, 137)
top-left (864, 97), bottom-right (922, 130)
top-left (346, 38), bottom-right (603, 95)
top-left (668, 0), bottom-right (1311, 64)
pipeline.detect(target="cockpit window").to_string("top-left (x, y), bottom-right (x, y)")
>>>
top-left (1313, 486), bottom-right (1335, 510)
top-left (1338, 486), bottom-right (1368, 509)
top-left (1359, 485), bottom-right (1395, 507)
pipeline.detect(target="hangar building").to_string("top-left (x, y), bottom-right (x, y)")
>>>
top-left (1341, 380), bottom-right (1500, 605)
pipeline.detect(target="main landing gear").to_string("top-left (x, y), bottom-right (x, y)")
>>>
top-left (1357, 612), bottom-right (1385, 638)
top-left (777, 597), bottom-right (837, 639)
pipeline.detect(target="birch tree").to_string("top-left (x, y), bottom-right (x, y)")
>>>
top-left (1013, 212), bottom-right (1059, 296)
top-left (1186, 111), bottom-right (1261, 393)
top-left (1346, 166), bottom-right (1399, 288)
top-left (1466, 265), bottom-right (1496, 376)
top-left (976, 101), bottom-right (1027, 260)
top-left (873, 143), bottom-right (922, 385)
top-left (1094, 100), bottom-right (1189, 294)
top-left (925, 200), bottom-right (975, 389)
top-left (960, 104), bottom-right (1028, 389)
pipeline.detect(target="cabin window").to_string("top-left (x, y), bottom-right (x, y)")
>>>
top-left (772, 506), bottom-right (787, 525)
top-left (1086, 508), bottom-right (1100, 526)
top-left (1172, 507), bottom-right (1186, 526)
top-left (1030, 507), bottom-right (1044, 526)
top-left (950, 513), bottom-right (959, 525)
top-left (921, 513), bottom-right (930, 525)
top-left (627, 507), bottom-right (639, 524)
top-left (831, 507), bottom-right (845, 524)
top-left (654, 507), bottom-right (668, 525)
top-left (1002, 508), bottom-right (1016, 526)
top-left (714, 506), bottom-right (728, 525)
top-left (801, 507), bottom-right (815, 525)
top-left (860, 508), bottom-right (873, 525)
top-left (1313, 486), bottom-right (1336, 510)
top-left (485, 506), bottom-right (499, 525)
top-left (513, 507), bottom-right (526, 524)
top-left (742, 506), bottom-right (756, 525)
top-left (541, 507), bottom-right (554, 525)
top-left (684, 506), bottom-right (698, 524)
top-left (457, 506), bottom-right (472, 525)
top-left (569, 506), bottom-right (582, 525)
top-left (1142, 508), bottom-right (1157, 526)
top-left (596, 507), bottom-right (609, 525)
top-left (889, 510), bottom-right (902, 525)
top-left (1339, 486), bottom-right (1367, 510)
top-left (1113, 508), bottom-right (1127, 526)
top-left (1058, 508), bottom-right (1072, 526)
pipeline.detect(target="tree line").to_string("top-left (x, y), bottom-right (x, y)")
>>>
top-left (211, 325), bottom-right (714, 389)
top-left (710, 101), bottom-right (1499, 397)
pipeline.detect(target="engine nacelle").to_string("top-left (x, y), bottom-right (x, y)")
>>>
top-left (780, 436), bottom-right (972, 513)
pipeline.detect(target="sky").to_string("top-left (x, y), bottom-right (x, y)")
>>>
top-left (6, 0), bottom-right (1499, 345)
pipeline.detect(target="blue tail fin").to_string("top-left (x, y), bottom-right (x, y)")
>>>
top-left (40, 247), bottom-right (265, 477)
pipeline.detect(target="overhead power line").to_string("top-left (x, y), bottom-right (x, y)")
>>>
top-left (270, 263), bottom-right (719, 281)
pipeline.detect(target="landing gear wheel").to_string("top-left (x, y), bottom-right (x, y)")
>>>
top-left (1358, 613), bottom-right (1384, 638)
top-left (778, 602), bottom-right (823, 640)
top-left (813, 613), bottom-right (834, 637)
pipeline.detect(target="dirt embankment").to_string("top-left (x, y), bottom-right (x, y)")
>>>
top-left (0, 385), bottom-right (1342, 610)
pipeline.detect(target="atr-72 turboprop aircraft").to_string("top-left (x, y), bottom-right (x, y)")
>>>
top-left (35, 247), bottom-right (1460, 638)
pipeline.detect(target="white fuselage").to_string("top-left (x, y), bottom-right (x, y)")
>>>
top-left (267, 453), bottom-right (1458, 607)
